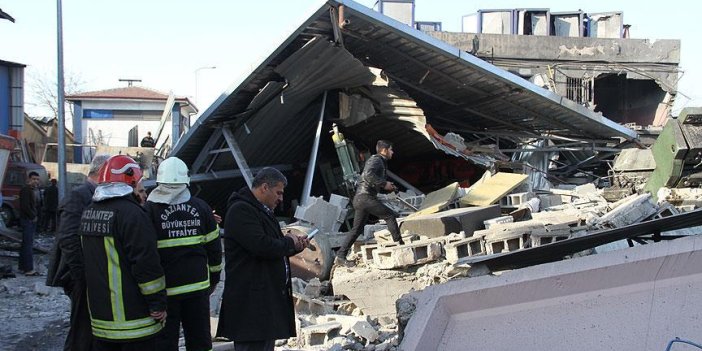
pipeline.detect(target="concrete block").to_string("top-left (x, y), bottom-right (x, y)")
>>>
top-left (530, 232), bottom-right (571, 247)
top-left (373, 240), bottom-right (443, 269)
top-left (295, 196), bottom-right (346, 233)
top-left (485, 234), bottom-right (528, 254)
top-left (304, 278), bottom-right (323, 298)
top-left (300, 322), bottom-right (342, 347)
top-left (538, 194), bottom-right (562, 210)
top-left (364, 224), bottom-right (387, 241)
top-left (508, 192), bottom-right (530, 206)
top-left (293, 292), bottom-right (336, 315)
top-left (399, 205), bottom-right (501, 238)
top-left (360, 244), bottom-right (379, 264)
top-left (484, 216), bottom-right (513, 229)
top-left (329, 194), bottom-right (350, 209)
top-left (445, 237), bottom-right (485, 263)
top-left (351, 320), bottom-right (379, 342)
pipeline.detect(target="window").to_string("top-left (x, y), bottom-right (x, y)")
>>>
top-left (83, 109), bottom-right (113, 118)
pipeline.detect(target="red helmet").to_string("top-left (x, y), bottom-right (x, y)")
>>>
top-left (97, 155), bottom-right (143, 186)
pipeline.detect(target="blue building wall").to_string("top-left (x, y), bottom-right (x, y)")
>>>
top-left (0, 65), bottom-right (9, 134)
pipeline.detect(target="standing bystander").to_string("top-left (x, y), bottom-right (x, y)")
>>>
top-left (216, 168), bottom-right (309, 351)
top-left (19, 171), bottom-right (41, 276)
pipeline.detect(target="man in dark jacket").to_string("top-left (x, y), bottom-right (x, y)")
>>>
top-left (46, 154), bottom-right (110, 351)
top-left (335, 140), bottom-right (403, 266)
top-left (42, 178), bottom-right (59, 232)
top-left (80, 155), bottom-right (166, 350)
top-left (216, 167), bottom-right (309, 351)
top-left (146, 157), bottom-right (222, 351)
top-left (19, 171), bottom-right (41, 275)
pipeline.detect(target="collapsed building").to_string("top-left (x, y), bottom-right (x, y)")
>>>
top-left (168, 0), bottom-right (702, 350)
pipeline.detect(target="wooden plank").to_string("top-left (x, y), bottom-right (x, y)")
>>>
top-left (461, 173), bottom-right (528, 206)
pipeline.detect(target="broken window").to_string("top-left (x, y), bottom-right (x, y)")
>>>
top-left (566, 76), bottom-right (593, 106)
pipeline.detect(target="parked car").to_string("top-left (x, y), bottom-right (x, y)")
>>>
top-left (1, 162), bottom-right (48, 227)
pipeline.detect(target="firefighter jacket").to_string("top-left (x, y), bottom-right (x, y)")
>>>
top-left (145, 196), bottom-right (222, 298)
top-left (79, 194), bottom-right (166, 342)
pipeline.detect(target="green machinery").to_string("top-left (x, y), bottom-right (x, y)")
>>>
top-left (645, 107), bottom-right (702, 198)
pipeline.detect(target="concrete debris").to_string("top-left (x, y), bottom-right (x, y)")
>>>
top-left (294, 195), bottom-right (349, 234)
top-left (399, 205), bottom-right (500, 238)
top-left (351, 320), bottom-right (379, 342)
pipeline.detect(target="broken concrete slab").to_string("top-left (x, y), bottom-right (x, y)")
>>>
top-left (409, 182), bottom-right (460, 216)
top-left (331, 266), bottom-right (421, 319)
top-left (592, 193), bottom-right (657, 229)
top-left (400, 235), bottom-right (702, 351)
top-left (351, 320), bottom-right (379, 343)
top-left (294, 196), bottom-right (348, 233)
top-left (460, 172), bottom-right (529, 206)
top-left (399, 205), bottom-right (500, 238)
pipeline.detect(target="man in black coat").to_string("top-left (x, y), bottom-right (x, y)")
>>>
top-left (46, 154), bottom-right (110, 351)
top-left (42, 178), bottom-right (59, 232)
top-left (19, 171), bottom-right (41, 275)
top-left (335, 139), bottom-right (403, 266)
top-left (216, 167), bottom-right (309, 351)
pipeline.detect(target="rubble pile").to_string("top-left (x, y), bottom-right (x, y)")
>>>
top-left (273, 170), bottom-right (702, 349)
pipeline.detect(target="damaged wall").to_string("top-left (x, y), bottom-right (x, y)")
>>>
top-left (427, 32), bottom-right (681, 126)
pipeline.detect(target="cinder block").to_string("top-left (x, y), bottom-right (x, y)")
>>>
top-left (530, 232), bottom-right (570, 247)
top-left (399, 205), bottom-right (501, 238)
top-left (364, 224), bottom-right (387, 241)
top-left (360, 244), bottom-right (379, 264)
top-left (484, 216), bottom-right (513, 229)
top-left (329, 194), bottom-right (350, 209)
top-left (372, 240), bottom-right (443, 269)
top-left (508, 192), bottom-right (530, 206)
top-left (485, 234), bottom-right (528, 255)
top-left (445, 237), bottom-right (485, 263)
top-left (300, 322), bottom-right (342, 347)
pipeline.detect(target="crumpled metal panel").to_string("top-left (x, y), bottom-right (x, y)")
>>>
top-left (173, 0), bottom-right (637, 171)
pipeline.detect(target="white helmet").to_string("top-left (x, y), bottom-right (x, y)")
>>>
top-left (157, 157), bottom-right (190, 184)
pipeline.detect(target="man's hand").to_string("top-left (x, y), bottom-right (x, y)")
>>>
top-left (383, 181), bottom-right (397, 192)
top-left (286, 234), bottom-right (309, 251)
top-left (212, 210), bottom-right (222, 224)
top-left (150, 310), bottom-right (167, 325)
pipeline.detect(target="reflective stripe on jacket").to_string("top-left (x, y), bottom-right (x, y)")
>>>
top-left (79, 195), bottom-right (166, 341)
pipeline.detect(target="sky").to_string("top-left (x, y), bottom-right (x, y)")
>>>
top-left (2, 0), bottom-right (700, 122)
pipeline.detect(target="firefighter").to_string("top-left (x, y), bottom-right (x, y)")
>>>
top-left (146, 156), bottom-right (222, 351)
top-left (79, 155), bottom-right (167, 350)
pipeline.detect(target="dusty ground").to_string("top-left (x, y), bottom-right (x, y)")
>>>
top-left (0, 233), bottom-right (69, 351)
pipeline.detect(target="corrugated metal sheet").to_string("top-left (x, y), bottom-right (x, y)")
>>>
top-left (173, 0), bottom-right (638, 208)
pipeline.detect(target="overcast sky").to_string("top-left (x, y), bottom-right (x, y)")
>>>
top-left (3, 0), bottom-right (699, 121)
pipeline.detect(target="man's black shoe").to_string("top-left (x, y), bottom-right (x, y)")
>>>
top-left (334, 256), bottom-right (355, 268)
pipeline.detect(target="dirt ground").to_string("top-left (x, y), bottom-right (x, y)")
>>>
top-left (0, 234), bottom-right (69, 351)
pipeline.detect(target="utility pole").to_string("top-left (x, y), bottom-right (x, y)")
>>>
top-left (56, 0), bottom-right (67, 199)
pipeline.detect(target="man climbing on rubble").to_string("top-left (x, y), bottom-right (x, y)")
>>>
top-left (335, 140), bottom-right (403, 267)
top-left (46, 154), bottom-right (110, 351)
top-left (79, 155), bottom-right (167, 350)
top-left (216, 167), bottom-right (309, 351)
top-left (145, 156), bottom-right (222, 351)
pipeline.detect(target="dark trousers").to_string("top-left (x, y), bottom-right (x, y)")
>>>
top-left (337, 193), bottom-right (401, 258)
top-left (92, 338), bottom-right (156, 351)
top-left (156, 292), bottom-right (212, 351)
top-left (64, 279), bottom-right (93, 351)
top-left (42, 210), bottom-right (57, 232)
top-left (233, 340), bottom-right (275, 351)
top-left (19, 219), bottom-right (36, 272)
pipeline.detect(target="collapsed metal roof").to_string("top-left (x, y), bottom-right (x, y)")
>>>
top-left (172, 0), bottom-right (638, 207)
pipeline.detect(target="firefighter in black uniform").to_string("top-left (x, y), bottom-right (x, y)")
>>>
top-left (79, 155), bottom-right (167, 351)
top-left (146, 156), bottom-right (222, 351)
